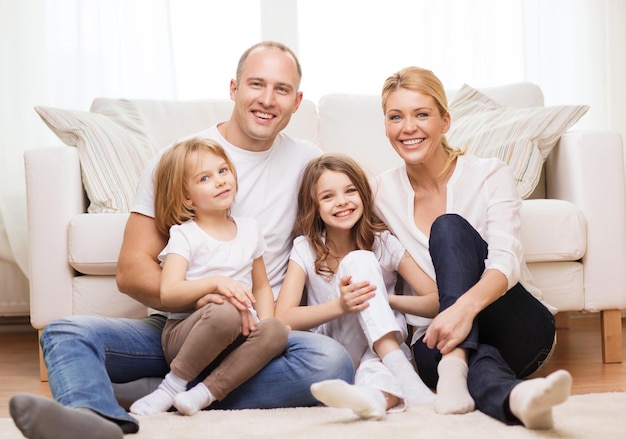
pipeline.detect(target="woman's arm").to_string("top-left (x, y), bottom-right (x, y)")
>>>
top-left (423, 268), bottom-right (508, 355)
top-left (389, 251), bottom-right (439, 318)
top-left (423, 160), bottom-right (520, 354)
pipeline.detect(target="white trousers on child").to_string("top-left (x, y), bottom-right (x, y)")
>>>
top-left (319, 250), bottom-right (409, 400)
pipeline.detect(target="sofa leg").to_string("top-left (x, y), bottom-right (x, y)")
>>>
top-left (38, 329), bottom-right (49, 382)
top-left (554, 312), bottom-right (570, 329)
top-left (601, 309), bottom-right (623, 363)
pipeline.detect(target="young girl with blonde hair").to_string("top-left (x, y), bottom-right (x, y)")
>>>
top-left (130, 138), bottom-right (288, 416)
top-left (275, 153), bottom-right (438, 419)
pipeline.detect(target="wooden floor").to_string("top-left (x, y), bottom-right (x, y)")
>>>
top-left (0, 315), bottom-right (625, 419)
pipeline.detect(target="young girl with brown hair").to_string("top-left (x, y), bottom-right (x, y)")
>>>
top-left (275, 153), bottom-right (438, 419)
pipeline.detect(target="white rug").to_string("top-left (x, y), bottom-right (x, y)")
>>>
top-left (1, 392), bottom-right (625, 438)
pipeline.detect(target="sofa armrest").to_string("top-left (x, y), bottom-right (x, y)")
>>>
top-left (24, 146), bottom-right (86, 328)
top-left (546, 130), bottom-right (626, 311)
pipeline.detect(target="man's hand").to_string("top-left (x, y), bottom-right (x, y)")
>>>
top-left (338, 275), bottom-right (376, 314)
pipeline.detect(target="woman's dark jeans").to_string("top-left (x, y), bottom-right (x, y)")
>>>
top-left (412, 214), bottom-right (555, 425)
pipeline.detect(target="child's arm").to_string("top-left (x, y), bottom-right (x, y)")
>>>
top-left (160, 253), bottom-right (255, 311)
top-left (275, 261), bottom-right (346, 331)
top-left (389, 251), bottom-right (439, 318)
top-left (251, 256), bottom-right (276, 320)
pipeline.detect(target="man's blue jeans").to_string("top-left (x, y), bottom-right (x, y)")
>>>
top-left (412, 214), bottom-right (555, 425)
top-left (41, 315), bottom-right (354, 433)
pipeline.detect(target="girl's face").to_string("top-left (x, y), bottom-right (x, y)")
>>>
top-left (185, 150), bottom-right (237, 215)
top-left (315, 170), bottom-right (363, 232)
top-left (384, 88), bottom-right (450, 166)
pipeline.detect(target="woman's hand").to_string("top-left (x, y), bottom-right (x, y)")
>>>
top-left (423, 301), bottom-right (474, 355)
top-left (338, 275), bottom-right (376, 314)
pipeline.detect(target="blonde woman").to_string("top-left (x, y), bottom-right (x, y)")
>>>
top-left (371, 66), bottom-right (571, 429)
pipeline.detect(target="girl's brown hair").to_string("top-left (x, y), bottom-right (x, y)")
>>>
top-left (382, 66), bottom-right (464, 176)
top-left (295, 153), bottom-right (387, 278)
top-left (154, 138), bottom-right (237, 236)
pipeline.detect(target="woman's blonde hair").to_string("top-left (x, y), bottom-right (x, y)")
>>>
top-left (154, 138), bottom-right (237, 236)
top-left (381, 66), bottom-right (464, 176)
top-left (295, 153), bottom-right (387, 278)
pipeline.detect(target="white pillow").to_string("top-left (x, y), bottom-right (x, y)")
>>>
top-left (448, 84), bottom-right (589, 199)
top-left (35, 100), bottom-right (157, 213)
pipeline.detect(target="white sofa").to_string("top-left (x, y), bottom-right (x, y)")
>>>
top-left (0, 197), bottom-right (30, 317)
top-left (25, 83), bottom-right (626, 381)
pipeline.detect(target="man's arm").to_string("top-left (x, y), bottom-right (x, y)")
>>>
top-left (116, 212), bottom-right (170, 310)
top-left (116, 212), bottom-right (247, 314)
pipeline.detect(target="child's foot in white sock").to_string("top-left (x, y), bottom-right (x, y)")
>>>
top-left (435, 356), bottom-right (475, 414)
top-left (129, 372), bottom-right (187, 415)
top-left (509, 369), bottom-right (572, 429)
top-left (382, 350), bottom-right (435, 403)
top-left (174, 383), bottom-right (215, 416)
top-left (310, 380), bottom-right (387, 420)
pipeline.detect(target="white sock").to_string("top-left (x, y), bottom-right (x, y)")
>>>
top-left (382, 350), bottom-right (435, 403)
top-left (129, 372), bottom-right (187, 415)
top-left (434, 356), bottom-right (475, 414)
top-left (509, 369), bottom-right (572, 429)
top-left (310, 379), bottom-right (387, 420)
top-left (173, 383), bottom-right (215, 416)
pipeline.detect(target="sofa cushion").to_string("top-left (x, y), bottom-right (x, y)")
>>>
top-left (68, 213), bottom-right (130, 275)
top-left (35, 101), bottom-right (157, 213)
top-left (448, 84), bottom-right (589, 199)
top-left (65, 199), bottom-right (586, 277)
top-left (520, 199), bottom-right (586, 262)
top-left (72, 275), bottom-right (148, 319)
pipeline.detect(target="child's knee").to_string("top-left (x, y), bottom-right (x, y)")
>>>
top-left (256, 318), bottom-right (289, 354)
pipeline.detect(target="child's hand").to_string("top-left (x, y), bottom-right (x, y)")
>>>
top-left (232, 305), bottom-right (256, 336)
top-left (338, 275), bottom-right (376, 314)
top-left (214, 276), bottom-right (256, 310)
top-left (194, 293), bottom-right (225, 309)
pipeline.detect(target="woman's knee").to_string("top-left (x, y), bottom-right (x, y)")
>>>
top-left (430, 214), bottom-right (467, 243)
top-left (429, 214), bottom-right (487, 262)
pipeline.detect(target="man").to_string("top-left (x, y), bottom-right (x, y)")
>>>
top-left (10, 41), bottom-right (354, 439)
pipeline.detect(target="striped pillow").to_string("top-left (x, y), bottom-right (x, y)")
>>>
top-left (35, 100), bottom-right (157, 213)
top-left (448, 84), bottom-right (589, 199)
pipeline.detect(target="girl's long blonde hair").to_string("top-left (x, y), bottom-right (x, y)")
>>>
top-left (154, 138), bottom-right (237, 236)
top-left (382, 66), bottom-right (464, 176)
top-left (295, 153), bottom-right (387, 278)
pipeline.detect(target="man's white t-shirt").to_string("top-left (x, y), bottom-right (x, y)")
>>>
top-left (132, 125), bottom-right (321, 298)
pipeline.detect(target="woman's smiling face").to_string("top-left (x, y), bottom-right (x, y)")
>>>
top-left (384, 88), bottom-right (450, 165)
